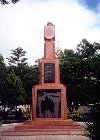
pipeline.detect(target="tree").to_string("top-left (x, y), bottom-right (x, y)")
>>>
top-left (57, 39), bottom-right (100, 108)
top-left (7, 47), bottom-right (28, 66)
top-left (22, 65), bottom-right (39, 105)
top-left (57, 49), bottom-right (82, 108)
top-left (6, 69), bottom-right (25, 106)
top-left (76, 39), bottom-right (100, 58)
top-left (76, 39), bottom-right (100, 103)
top-left (0, 54), bottom-right (8, 111)
top-left (7, 48), bottom-right (39, 106)
top-left (0, 0), bottom-right (19, 5)
top-left (7, 47), bottom-right (28, 92)
top-left (57, 39), bottom-right (100, 139)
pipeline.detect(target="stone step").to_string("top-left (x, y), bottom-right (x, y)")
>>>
top-left (15, 124), bottom-right (83, 130)
top-left (1, 120), bottom-right (85, 136)
top-left (2, 128), bottom-right (84, 136)
top-left (23, 119), bottom-right (73, 126)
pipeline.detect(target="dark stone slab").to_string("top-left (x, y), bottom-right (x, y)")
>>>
top-left (36, 89), bottom-right (61, 118)
top-left (44, 63), bottom-right (55, 83)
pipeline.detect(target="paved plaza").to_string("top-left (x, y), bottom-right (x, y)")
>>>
top-left (0, 135), bottom-right (89, 140)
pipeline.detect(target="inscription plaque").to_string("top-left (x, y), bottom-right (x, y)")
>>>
top-left (44, 63), bottom-right (55, 83)
top-left (37, 89), bottom-right (61, 118)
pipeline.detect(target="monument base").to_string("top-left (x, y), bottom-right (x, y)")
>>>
top-left (32, 83), bottom-right (67, 120)
top-left (2, 119), bottom-right (85, 136)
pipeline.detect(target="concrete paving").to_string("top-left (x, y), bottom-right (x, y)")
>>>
top-left (1, 135), bottom-right (89, 140)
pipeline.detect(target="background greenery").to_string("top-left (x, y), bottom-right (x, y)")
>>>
top-left (0, 39), bottom-right (100, 110)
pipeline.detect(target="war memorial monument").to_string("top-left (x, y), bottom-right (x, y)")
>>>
top-left (1, 22), bottom-right (84, 137)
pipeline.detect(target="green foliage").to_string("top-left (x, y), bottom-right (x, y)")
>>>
top-left (6, 69), bottom-right (25, 105)
top-left (6, 47), bottom-right (28, 106)
top-left (70, 109), bottom-right (83, 121)
top-left (0, 39), bottom-right (100, 115)
top-left (85, 104), bottom-right (100, 140)
top-left (6, 47), bottom-right (39, 105)
top-left (77, 39), bottom-right (100, 58)
top-left (58, 39), bottom-right (100, 107)
top-left (22, 65), bottom-right (39, 104)
top-left (0, 54), bottom-right (8, 108)
top-left (22, 108), bottom-right (31, 119)
top-left (0, 0), bottom-right (19, 5)
top-left (7, 47), bottom-right (28, 66)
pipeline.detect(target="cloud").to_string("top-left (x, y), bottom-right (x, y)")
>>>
top-left (0, 0), bottom-right (100, 65)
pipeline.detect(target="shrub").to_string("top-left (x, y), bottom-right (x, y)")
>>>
top-left (70, 109), bottom-right (83, 121)
top-left (85, 104), bottom-right (100, 140)
top-left (22, 108), bottom-right (31, 119)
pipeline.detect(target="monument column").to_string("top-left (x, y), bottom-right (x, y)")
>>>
top-left (32, 22), bottom-right (67, 120)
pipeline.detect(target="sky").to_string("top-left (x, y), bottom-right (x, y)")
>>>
top-left (0, 0), bottom-right (100, 65)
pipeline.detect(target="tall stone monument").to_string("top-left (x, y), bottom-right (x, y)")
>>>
top-left (32, 22), bottom-right (67, 120)
top-left (2, 22), bottom-right (84, 136)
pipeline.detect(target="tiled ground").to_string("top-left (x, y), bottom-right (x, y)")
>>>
top-left (1, 135), bottom-right (89, 140)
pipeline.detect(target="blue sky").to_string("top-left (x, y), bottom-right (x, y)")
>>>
top-left (0, 0), bottom-right (100, 65)
top-left (79, 0), bottom-right (100, 10)
top-left (86, 0), bottom-right (99, 8)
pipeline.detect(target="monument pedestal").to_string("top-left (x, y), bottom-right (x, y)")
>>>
top-left (32, 84), bottom-right (67, 120)
top-left (2, 119), bottom-right (85, 136)
top-left (15, 119), bottom-right (82, 130)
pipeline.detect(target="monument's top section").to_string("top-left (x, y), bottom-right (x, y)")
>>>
top-left (47, 21), bottom-right (53, 25)
top-left (44, 22), bottom-right (55, 59)
top-left (44, 22), bottom-right (55, 40)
